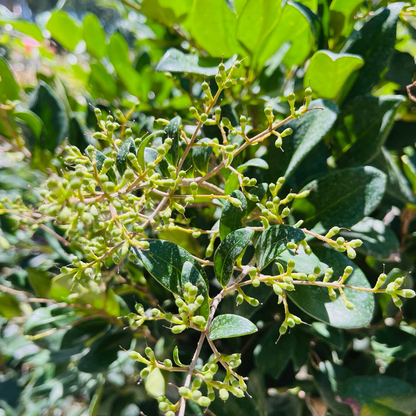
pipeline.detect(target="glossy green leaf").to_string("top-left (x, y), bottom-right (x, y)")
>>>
top-left (341, 217), bottom-right (400, 261)
top-left (277, 246), bottom-right (326, 276)
top-left (78, 329), bottom-right (133, 373)
top-left (265, 99), bottom-right (338, 182)
top-left (209, 314), bottom-right (257, 340)
top-left (192, 138), bottom-right (212, 175)
top-left (402, 155), bottom-right (416, 193)
top-left (298, 166), bottom-right (387, 234)
top-left (95, 150), bottom-right (116, 182)
top-left (46, 11), bottom-right (82, 51)
top-left (137, 130), bottom-right (165, 170)
top-left (156, 48), bottom-right (236, 75)
top-left (28, 81), bottom-right (69, 152)
top-left (116, 142), bottom-right (129, 176)
top-left (343, 3), bottom-right (405, 100)
top-left (214, 228), bottom-right (253, 287)
top-left (255, 225), bottom-right (305, 271)
top-left (165, 116), bottom-right (181, 165)
top-left (371, 147), bottom-right (416, 204)
top-left (236, 0), bottom-right (283, 55)
top-left (333, 95), bottom-right (405, 168)
top-left (305, 51), bottom-right (363, 102)
top-left (15, 109), bottom-right (43, 140)
top-left (329, 0), bottom-right (363, 38)
top-left (129, 240), bottom-right (209, 318)
top-left (108, 33), bottom-right (140, 96)
top-left (237, 158), bottom-right (269, 173)
top-left (0, 56), bottom-right (19, 102)
top-left (338, 377), bottom-right (416, 416)
top-left (219, 190), bottom-right (247, 240)
top-left (82, 13), bottom-right (107, 59)
top-left (288, 246), bottom-right (375, 328)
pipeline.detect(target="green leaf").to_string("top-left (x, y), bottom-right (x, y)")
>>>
top-left (297, 166), bottom-right (387, 234)
top-left (341, 217), bottom-right (400, 261)
top-left (333, 95), bottom-right (405, 168)
top-left (277, 246), bottom-right (326, 276)
top-left (28, 81), bottom-right (69, 153)
top-left (185, 0), bottom-right (241, 58)
top-left (145, 368), bottom-right (166, 397)
top-left (371, 147), bottom-right (416, 204)
top-left (401, 155), bottom-right (416, 193)
top-left (0, 56), bottom-right (19, 102)
top-left (329, 0), bottom-right (363, 38)
top-left (255, 225), bottom-right (305, 271)
top-left (0, 17), bottom-right (44, 42)
top-left (219, 190), bottom-right (247, 240)
top-left (141, 0), bottom-right (191, 26)
top-left (46, 11), bottom-right (82, 51)
top-left (78, 328), bottom-right (133, 373)
top-left (137, 130), bottom-right (165, 171)
top-left (108, 33), bottom-right (140, 96)
top-left (214, 228), bottom-right (253, 287)
top-left (24, 306), bottom-right (82, 336)
top-left (89, 62), bottom-right (117, 101)
top-left (82, 13), bottom-right (107, 59)
top-left (288, 246), bottom-right (375, 328)
top-left (116, 142), bottom-right (129, 176)
top-left (165, 116), bottom-right (181, 165)
top-left (338, 377), bottom-right (416, 416)
top-left (236, 0), bottom-right (283, 55)
top-left (209, 314), bottom-right (257, 340)
top-left (129, 240), bottom-right (209, 318)
top-left (15, 109), bottom-right (43, 140)
top-left (95, 150), bottom-right (116, 182)
top-left (305, 51), bottom-right (363, 102)
top-left (156, 48), bottom-right (236, 76)
top-left (265, 99), bottom-right (338, 182)
top-left (192, 139), bottom-right (212, 175)
top-left (237, 158), bottom-right (269, 173)
top-left (343, 3), bottom-right (405, 100)
top-left (61, 318), bottom-right (108, 350)
top-left (0, 293), bottom-right (21, 319)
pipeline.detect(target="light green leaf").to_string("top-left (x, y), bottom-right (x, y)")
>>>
top-left (214, 228), bottom-right (253, 287)
top-left (288, 246), bottom-right (375, 328)
top-left (0, 56), bottom-right (19, 102)
top-left (209, 314), bottom-right (257, 340)
top-left (305, 51), bottom-right (363, 102)
top-left (15, 109), bottom-right (43, 140)
top-left (329, 0), bottom-right (364, 38)
top-left (237, 158), bottom-right (269, 173)
top-left (46, 11), bottom-right (82, 51)
top-left (82, 13), bottom-right (107, 59)
top-left (145, 368), bottom-right (166, 397)
top-left (255, 225), bottom-right (305, 271)
top-left (0, 17), bottom-right (44, 42)
top-left (156, 48), bottom-right (236, 76)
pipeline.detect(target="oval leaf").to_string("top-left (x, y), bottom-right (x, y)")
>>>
top-left (288, 246), bottom-right (375, 328)
top-left (46, 11), bottom-right (82, 51)
top-left (255, 225), bottom-right (305, 271)
top-left (209, 314), bottom-right (257, 341)
top-left (0, 56), bottom-right (19, 102)
top-left (192, 138), bottom-right (213, 175)
top-left (116, 142), bottom-right (129, 176)
top-left (214, 228), bottom-right (254, 287)
top-left (297, 166), bottom-right (387, 234)
top-left (165, 116), bottom-right (181, 165)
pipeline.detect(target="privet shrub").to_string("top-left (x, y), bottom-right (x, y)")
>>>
top-left (1, 1), bottom-right (416, 416)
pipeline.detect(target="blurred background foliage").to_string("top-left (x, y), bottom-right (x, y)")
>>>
top-left (1, 0), bottom-right (416, 415)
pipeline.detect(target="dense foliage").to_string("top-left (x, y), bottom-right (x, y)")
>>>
top-left (1, 1), bottom-right (416, 415)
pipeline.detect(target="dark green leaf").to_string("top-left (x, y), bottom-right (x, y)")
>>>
top-left (209, 314), bottom-right (257, 340)
top-left (298, 166), bottom-right (387, 233)
top-left (78, 328), bottom-right (133, 373)
top-left (333, 95), bottom-right (405, 168)
top-left (265, 99), bottom-right (338, 182)
top-left (305, 51), bottom-right (363, 102)
top-left (61, 318), bottom-right (108, 350)
top-left (82, 13), bottom-right (107, 59)
top-left (95, 150), bottom-right (116, 182)
top-left (0, 293), bottom-right (21, 318)
top-left (343, 3), bottom-right (405, 100)
top-left (214, 228), bottom-right (253, 287)
top-left (46, 11), bottom-right (82, 51)
top-left (385, 50), bottom-right (416, 89)
top-left (129, 240), bottom-right (209, 318)
top-left (0, 56), bottom-right (19, 102)
top-left (15, 109), bottom-right (43, 140)
top-left (288, 246), bottom-right (375, 328)
top-left (341, 217), bottom-right (400, 261)
top-left (219, 190), bottom-right (247, 240)
top-left (116, 142), bottom-right (129, 176)
top-left (276, 246), bottom-right (326, 276)
top-left (28, 81), bottom-right (69, 152)
top-left (338, 377), bottom-right (416, 416)
top-left (165, 116), bottom-right (181, 165)
top-left (156, 48), bottom-right (236, 75)
top-left (192, 139), bottom-right (212, 175)
top-left (372, 326), bottom-right (416, 362)
top-left (255, 225), bottom-right (305, 271)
